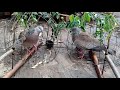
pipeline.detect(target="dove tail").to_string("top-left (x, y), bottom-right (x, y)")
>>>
top-left (88, 45), bottom-right (107, 52)
top-left (87, 45), bottom-right (116, 55)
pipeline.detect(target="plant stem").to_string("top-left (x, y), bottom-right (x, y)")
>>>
top-left (107, 32), bottom-right (112, 50)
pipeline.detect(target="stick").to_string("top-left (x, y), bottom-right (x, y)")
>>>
top-left (59, 14), bottom-right (69, 17)
top-left (89, 50), bottom-right (103, 78)
top-left (0, 48), bottom-right (14, 62)
top-left (102, 51), bottom-right (120, 78)
top-left (59, 13), bottom-right (69, 22)
top-left (3, 42), bottom-right (43, 78)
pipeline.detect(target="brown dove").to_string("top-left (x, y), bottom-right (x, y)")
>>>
top-left (18, 26), bottom-right (43, 54)
top-left (71, 27), bottom-right (107, 59)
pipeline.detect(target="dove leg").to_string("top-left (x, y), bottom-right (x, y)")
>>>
top-left (33, 44), bottom-right (38, 52)
top-left (76, 47), bottom-right (85, 59)
top-left (25, 44), bottom-right (38, 55)
top-left (77, 50), bottom-right (85, 59)
top-left (26, 48), bottom-right (33, 55)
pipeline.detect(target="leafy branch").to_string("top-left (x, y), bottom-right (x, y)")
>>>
top-left (12, 12), bottom-right (119, 50)
top-left (67, 12), bottom-right (91, 31)
top-left (94, 13), bottom-right (119, 49)
top-left (12, 12), bottom-right (66, 41)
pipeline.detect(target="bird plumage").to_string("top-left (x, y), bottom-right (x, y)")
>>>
top-left (18, 26), bottom-right (43, 49)
top-left (71, 27), bottom-right (106, 51)
top-left (71, 27), bottom-right (107, 59)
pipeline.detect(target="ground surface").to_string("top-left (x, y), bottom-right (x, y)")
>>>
top-left (0, 12), bottom-right (120, 78)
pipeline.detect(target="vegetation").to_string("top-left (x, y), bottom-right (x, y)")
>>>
top-left (12, 12), bottom-right (119, 50)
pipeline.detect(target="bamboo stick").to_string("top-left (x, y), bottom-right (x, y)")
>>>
top-left (89, 50), bottom-right (103, 78)
top-left (59, 14), bottom-right (69, 17)
top-left (102, 51), bottom-right (120, 78)
top-left (3, 42), bottom-right (43, 78)
top-left (0, 48), bottom-right (14, 62)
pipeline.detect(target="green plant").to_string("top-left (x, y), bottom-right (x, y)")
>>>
top-left (80, 12), bottom-right (91, 31)
top-left (12, 12), bottom-right (38, 28)
top-left (41, 12), bottom-right (67, 40)
top-left (12, 12), bottom-right (119, 50)
top-left (67, 12), bottom-right (119, 50)
top-left (67, 14), bottom-right (80, 28)
top-left (67, 12), bottom-right (91, 32)
top-left (52, 20), bottom-right (67, 39)
top-left (94, 13), bottom-right (119, 49)
top-left (13, 12), bottom-right (66, 41)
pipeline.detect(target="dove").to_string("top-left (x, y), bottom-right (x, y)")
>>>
top-left (18, 26), bottom-right (43, 54)
top-left (71, 27), bottom-right (107, 59)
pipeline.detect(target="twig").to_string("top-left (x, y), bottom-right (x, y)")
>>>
top-left (4, 22), bottom-right (7, 51)
top-left (11, 20), bottom-right (18, 31)
top-left (3, 42), bottom-right (43, 78)
top-left (0, 48), bottom-right (14, 62)
top-left (101, 58), bottom-right (107, 75)
top-left (102, 50), bottom-right (120, 78)
top-left (59, 14), bottom-right (69, 17)
top-left (89, 50), bottom-right (103, 78)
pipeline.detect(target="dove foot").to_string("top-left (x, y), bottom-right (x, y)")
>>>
top-left (77, 54), bottom-right (84, 59)
top-left (76, 47), bottom-right (85, 60)
top-left (26, 44), bottom-right (38, 55)
top-left (33, 44), bottom-right (38, 52)
top-left (26, 49), bottom-right (33, 56)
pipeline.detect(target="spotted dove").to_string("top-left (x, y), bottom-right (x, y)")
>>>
top-left (18, 26), bottom-right (43, 53)
top-left (71, 27), bottom-right (107, 59)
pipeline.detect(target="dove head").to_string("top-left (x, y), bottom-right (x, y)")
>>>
top-left (71, 27), bottom-right (81, 36)
top-left (35, 26), bottom-right (43, 33)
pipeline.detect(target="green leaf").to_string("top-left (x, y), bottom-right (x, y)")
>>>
top-left (74, 16), bottom-right (80, 24)
top-left (41, 12), bottom-right (49, 18)
top-left (20, 18), bottom-right (24, 22)
top-left (103, 14), bottom-right (116, 32)
top-left (24, 15), bottom-right (28, 19)
top-left (24, 19), bottom-right (28, 28)
top-left (12, 12), bottom-right (18, 15)
top-left (74, 16), bottom-right (80, 21)
top-left (32, 12), bottom-right (38, 15)
top-left (16, 12), bottom-right (22, 21)
top-left (56, 12), bottom-right (60, 19)
top-left (51, 12), bottom-right (56, 17)
top-left (20, 18), bottom-right (25, 27)
top-left (31, 15), bottom-right (38, 22)
top-left (38, 12), bottom-right (43, 15)
top-left (83, 12), bottom-right (91, 22)
top-left (80, 18), bottom-right (85, 29)
top-left (103, 16), bottom-right (110, 31)
top-left (33, 17), bottom-right (38, 22)
top-left (56, 15), bottom-right (60, 20)
top-left (69, 14), bottom-right (74, 22)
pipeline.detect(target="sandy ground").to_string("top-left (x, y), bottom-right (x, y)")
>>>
top-left (0, 12), bottom-right (120, 78)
